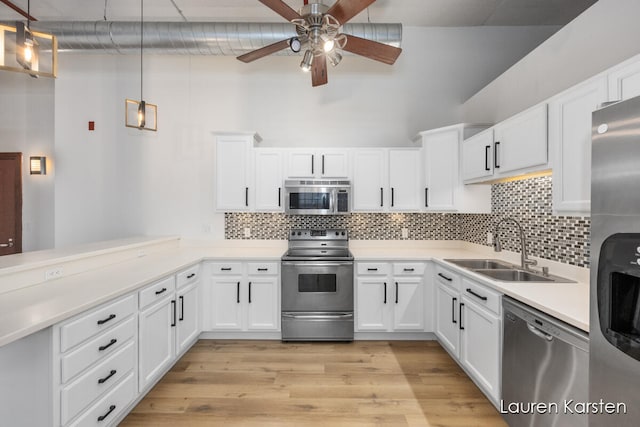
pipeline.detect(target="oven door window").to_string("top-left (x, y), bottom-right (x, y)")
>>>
top-left (289, 192), bottom-right (331, 210)
top-left (298, 274), bottom-right (337, 293)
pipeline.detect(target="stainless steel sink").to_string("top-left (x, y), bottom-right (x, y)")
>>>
top-left (445, 259), bottom-right (515, 270)
top-left (474, 269), bottom-right (555, 282)
top-left (444, 259), bottom-right (575, 283)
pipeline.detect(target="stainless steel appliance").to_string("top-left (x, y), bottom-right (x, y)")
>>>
top-left (284, 180), bottom-right (351, 215)
top-left (590, 96), bottom-right (640, 426)
top-left (502, 296), bottom-right (589, 427)
top-left (281, 229), bottom-right (354, 341)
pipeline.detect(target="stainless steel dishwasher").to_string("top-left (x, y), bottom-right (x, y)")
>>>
top-left (502, 297), bottom-right (589, 427)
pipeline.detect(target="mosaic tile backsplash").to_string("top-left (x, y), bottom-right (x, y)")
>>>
top-left (225, 176), bottom-right (590, 267)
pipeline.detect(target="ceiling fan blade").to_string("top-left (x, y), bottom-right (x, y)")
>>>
top-left (237, 39), bottom-right (291, 63)
top-left (258, 0), bottom-right (302, 22)
top-left (326, 0), bottom-right (376, 25)
top-left (343, 34), bottom-right (402, 65)
top-left (311, 54), bottom-right (328, 87)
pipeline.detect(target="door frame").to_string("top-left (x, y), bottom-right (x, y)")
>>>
top-left (0, 152), bottom-right (23, 254)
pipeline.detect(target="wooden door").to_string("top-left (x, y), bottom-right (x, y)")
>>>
top-left (0, 153), bottom-right (22, 255)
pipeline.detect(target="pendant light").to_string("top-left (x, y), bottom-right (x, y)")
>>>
top-left (125, 0), bottom-right (157, 131)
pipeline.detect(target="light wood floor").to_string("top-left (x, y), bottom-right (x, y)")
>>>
top-left (120, 340), bottom-right (507, 427)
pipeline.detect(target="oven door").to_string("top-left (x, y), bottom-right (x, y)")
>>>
top-left (281, 261), bottom-right (354, 312)
top-left (285, 187), bottom-right (334, 215)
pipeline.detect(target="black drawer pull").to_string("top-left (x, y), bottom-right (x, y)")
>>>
top-left (425, 188), bottom-right (429, 208)
top-left (494, 141), bottom-right (500, 169)
top-left (404, 268), bottom-right (415, 272)
top-left (257, 268), bottom-right (269, 271)
top-left (395, 282), bottom-right (399, 304)
top-left (383, 282), bottom-right (387, 304)
top-left (367, 268), bottom-right (378, 271)
top-left (452, 297), bottom-right (457, 324)
top-left (171, 300), bottom-right (177, 327)
top-left (221, 267), bottom-right (232, 271)
top-left (98, 338), bottom-right (117, 352)
top-left (391, 188), bottom-right (395, 207)
top-left (98, 369), bottom-right (117, 384)
top-left (278, 187), bottom-right (282, 207)
top-left (179, 296), bottom-right (185, 321)
top-left (245, 187), bottom-right (249, 207)
top-left (466, 288), bottom-right (488, 301)
top-left (97, 314), bottom-right (116, 325)
top-left (155, 287), bottom-right (167, 295)
top-left (248, 282), bottom-right (252, 304)
top-left (484, 145), bottom-right (491, 171)
top-left (380, 188), bottom-right (384, 207)
top-left (97, 405), bottom-right (116, 422)
top-left (186, 273), bottom-right (196, 279)
top-left (459, 303), bottom-right (465, 330)
top-left (437, 273), bottom-right (452, 282)
top-left (237, 282), bottom-right (240, 303)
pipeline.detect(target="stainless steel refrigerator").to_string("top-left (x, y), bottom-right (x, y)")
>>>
top-left (590, 95), bottom-right (640, 426)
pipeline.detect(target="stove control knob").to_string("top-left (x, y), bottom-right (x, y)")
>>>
top-left (341, 231), bottom-right (346, 236)
top-left (335, 231), bottom-right (339, 235)
top-left (291, 231), bottom-right (295, 236)
top-left (297, 232), bottom-right (302, 236)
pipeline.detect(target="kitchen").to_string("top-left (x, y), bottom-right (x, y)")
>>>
top-left (1, 0), bottom-right (639, 426)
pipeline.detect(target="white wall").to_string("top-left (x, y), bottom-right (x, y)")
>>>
top-left (463, 0), bottom-right (640, 123)
top-left (0, 72), bottom-right (55, 252)
top-left (53, 25), bottom-right (556, 244)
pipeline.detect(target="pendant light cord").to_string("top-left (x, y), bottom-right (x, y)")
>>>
top-left (140, 0), bottom-right (143, 101)
top-left (27, 0), bottom-right (30, 28)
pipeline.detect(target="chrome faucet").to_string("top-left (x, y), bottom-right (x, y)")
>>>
top-left (493, 218), bottom-right (538, 271)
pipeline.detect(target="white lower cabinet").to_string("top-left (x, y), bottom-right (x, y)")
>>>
top-left (176, 282), bottom-right (200, 353)
top-left (138, 291), bottom-right (175, 392)
top-left (434, 264), bottom-right (502, 406)
top-left (355, 261), bottom-right (428, 333)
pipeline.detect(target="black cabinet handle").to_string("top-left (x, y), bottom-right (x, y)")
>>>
top-left (155, 287), bottom-right (167, 295)
top-left (278, 187), bottom-right (281, 207)
top-left (380, 188), bottom-right (384, 207)
top-left (452, 297), bottom-right (457, 324)
top-left (322, 155), bottom-right (325, 175)
top-left (494, 141), bottom-right (500, 169)
top-left (236, 282), bottom-right (240, 303)
top-left (97, 314), bottom-right (116, 325)
top-left (395, 282), bottom-right (399, 304)
top-left (404, 268), bottom-right (415, 272)
top-left (485, 145), bottom-right (491, 171)
top-left (391, 188), bottom-right (395, 207)
top-left (245, 187), bottom-right (249, 206)
top-left (221, 267), bottom-right (232, 271)
top-left (367, 268), bottom-right (378, 271)
top-left (179, 295), bottom-right (185, 321)
top-left (311, 155), bottom-right (314, 174)
top-left (383, 282), bottom-right (387, 304)
top-left (187, 273), bottom-right (196, 279)
top-left (248, 282), bottom-right (252, 304)
top-left (97, 405), bottom-right (116, 422)
top-left (466, 288), bottom-right (488, 301)
top-left (98, 369), bottom-right (117, 385)
top-left (257, 268), bottom-right (268, 271)
top-left (459, 303), bottom-right (465, 330)
top-left (171, 300), bottom-right (176, 327)
top-left (437, 273), bottom-right (452, 282)
top-left (425, 188), bottom-right (429, 208)
top-left (98, 338), bottom-right (117, 352)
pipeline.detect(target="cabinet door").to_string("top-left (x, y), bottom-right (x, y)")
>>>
top-left (392, 278), bottom-right (424, 331)
top-left (138, 297), bottom-right (175, 391)
top-left (459, 298), bottom-right (501, 405)
top-left (352, 150), bottom-right (387, 211)
top-left (215, 136), bottom-right (251, 211)
top-left (494, 104), bottom-right (548, 176)
top-left (209, 277), bottom-right (243, 330)
top-left (424, 129), bottom-right (458, 210)
top-left (608, 57), bottom-right (640, 101)
top-left (176, 283), bottom-right (200, 354)
top-left (435, 283), bottom-right (460, 358)
top-left (246, 277), bottom-right (280, 331)
top-left (320, 150), bottom-right (349, 178)
top-left (462, 129), bottom-right (494, 182)
top-left (550, 77), bottom-right (608, 215)
top-left (356, 277), bottom-right (389, 331)
top-left (287, 151), bottom-right (316, 178)
top-left (388, 149), bottom-right (421, 211)
top-left (254, 150), bottom-right (283, 211)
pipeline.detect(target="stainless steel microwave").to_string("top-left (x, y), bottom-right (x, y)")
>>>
top-left (284, 180), bottom-right (351, 215)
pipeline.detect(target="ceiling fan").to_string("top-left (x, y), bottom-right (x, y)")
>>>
top-left (237, 0), bottom-right (403, 87)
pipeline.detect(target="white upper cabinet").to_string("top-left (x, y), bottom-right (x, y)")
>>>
top-left (352, 149), bottom-right (387, 212)
top-left (493, 103), bottom-right (548, 177)
top-left (286, 149), bottom-right (350, 179)
top-left (462, 129), bottom-right (494, 182)
top-left (215, 133), bottom-right (259, 211)
top-left (254, 150), bottom-right (283, 211)
top-left (388, 149), bottom-right (422, 211)
top-left (608, 56), bottom-right (640, 101)
top-left (549, 76), bottom-right (608, 215)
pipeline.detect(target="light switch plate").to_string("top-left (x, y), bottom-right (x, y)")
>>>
top-left (244, 227), bottom-right (251, 238)
top-left (401, 228), bottom-right (409, 239)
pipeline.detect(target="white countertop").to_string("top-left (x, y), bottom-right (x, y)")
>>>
top-left (0, 238), bottom-right (589, 347)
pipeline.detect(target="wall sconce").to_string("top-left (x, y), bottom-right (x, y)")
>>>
top-left (30, 156), bottom-right (46, 175)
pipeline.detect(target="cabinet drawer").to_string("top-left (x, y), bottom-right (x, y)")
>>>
top-left (393, 263), bottom-right (425, 275)
top-left (176, 264), bottom-right (200, 289)
top-left (247, 262), bottom-right (279, 275)
top-left (61, 316), bottom-right (136, 384)
top-left (356, 262), bottom-right (389, 275)
top-left (139, 276), bottom-right (176, 309)
top-left (60, 295), bottom-right (136, 353)
top-left (434, 265), bottom-right (460, 291)
top-left (462, 278), bottom-right (502, 315)
top-left (210, 262), bottom-right (243, 275)
top-left (61, 340), bottom-right (136, 425)
top-left (68, 371), bottom-right (136, 427)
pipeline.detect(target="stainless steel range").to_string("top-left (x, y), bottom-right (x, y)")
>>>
top-left (281, 229), bottom-right (354, 341)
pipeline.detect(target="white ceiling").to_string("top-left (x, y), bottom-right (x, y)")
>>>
top-left (1, 0), bottom-right (597, 27)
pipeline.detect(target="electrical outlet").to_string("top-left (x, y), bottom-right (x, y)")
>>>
top-left (401, 228), bottom-right (409, 239)
top-left (45, 267), bottom-right (64, 281)
top-left (487, 232), bottom-right (493, 245)
top-left (244, 227), bottom-right (251, 238)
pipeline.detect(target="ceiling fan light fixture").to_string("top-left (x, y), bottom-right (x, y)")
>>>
top-left (322, 38), bottom-right (335, 53)
top-left (289, 37), bottom-right (302, 53)
top-left (300, 49), bottom-right (314, 72)
top-left (328, 50), bottom-right (342, 67)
